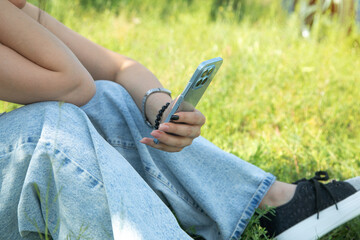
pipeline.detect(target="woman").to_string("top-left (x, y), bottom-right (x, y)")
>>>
top-left (1, 0), bottom-right (360, 239)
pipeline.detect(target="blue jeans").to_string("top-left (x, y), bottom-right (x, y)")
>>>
top-left (0, 80), bottom-right (275, 240)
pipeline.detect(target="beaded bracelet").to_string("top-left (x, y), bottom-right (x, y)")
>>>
top-left (154, 102), bottom-right (170, 130)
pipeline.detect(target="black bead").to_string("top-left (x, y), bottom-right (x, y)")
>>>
top-left (153, 102), bottom-right (170, 130)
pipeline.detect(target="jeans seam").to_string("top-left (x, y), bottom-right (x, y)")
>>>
top-left (0, 136), bottom-right (40, 156)
top-left (106, 138), bottom-right (137, 150)
top-left (42, 140), bottom-right (105, 186)
top-left (144, 166), bottom-right (205, 214)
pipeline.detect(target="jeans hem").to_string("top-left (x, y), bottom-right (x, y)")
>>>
top-left (229, 173), bottom-right (276, 240)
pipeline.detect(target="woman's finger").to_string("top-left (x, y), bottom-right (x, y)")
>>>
top-left (150, 130), bottom-right (193, 148)
top-left (158, 122), bottom-right (201, 138)
top-left (170, 109), bottom-right (206, 126)
top-left (140, 137), bottom-right (183, 152)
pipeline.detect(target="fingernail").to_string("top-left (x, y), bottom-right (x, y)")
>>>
top-left (171, 115), bottom-right (179, 121)
top-left (151, 131), bottom-right (161, 138)
top-left (159, 124), bottom-right (169, 131)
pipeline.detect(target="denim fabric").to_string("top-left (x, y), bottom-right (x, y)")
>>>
top-left (0, 80), bottom-right (275, 240)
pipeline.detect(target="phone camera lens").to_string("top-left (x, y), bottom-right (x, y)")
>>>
top-left (201, 70), bottom-right (208, 77)
top-left (195, 80), bottom-right (202, 87)
top-left (208, 67), bottom-right (214, 75)
top-left (202, 77), bottom-right (208, 85)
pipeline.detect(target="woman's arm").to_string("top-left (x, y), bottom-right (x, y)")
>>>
top-left (0, 0), bottom-right (95, 106)
top-left (21, 2), bottom-right (171, 124)
top-left (18, 1), bottom-right (206, 152)
top-left (8, 0), bottom-right (26, 8)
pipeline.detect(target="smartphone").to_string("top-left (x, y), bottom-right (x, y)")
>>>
top-left (154, 57), bottom-right (223, 143)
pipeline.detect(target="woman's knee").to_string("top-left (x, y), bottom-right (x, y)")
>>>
top-left (82, 80), bottom-right (141, 124)
top-left (0, 102), bottom-right (89, 142)
top-left (91, 80), bottom-right (134, 105)
top-left (24, 101), bottom-right (87, 127)
top-left (94, 80), bottom-right (127, 94)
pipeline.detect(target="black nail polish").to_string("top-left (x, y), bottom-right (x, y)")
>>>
top-left (170, 115), bottom-right (179, 121)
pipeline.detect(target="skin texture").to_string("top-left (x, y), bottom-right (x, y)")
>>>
top-left (8, 0), bottom-right (26, 8)
top-left (1, 0), bottom-right (205, 152)
top-left (0, 0), bottom-right (96, 106)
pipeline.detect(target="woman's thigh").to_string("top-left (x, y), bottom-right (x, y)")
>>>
top-left (0, 101), bottom-right (190, 240)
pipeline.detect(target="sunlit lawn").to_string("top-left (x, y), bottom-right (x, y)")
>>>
top-left (2, 0), bottom-right (360, 239)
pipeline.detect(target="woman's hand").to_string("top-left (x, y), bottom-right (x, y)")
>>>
top-left (140, 109), bottom-right (206, 152)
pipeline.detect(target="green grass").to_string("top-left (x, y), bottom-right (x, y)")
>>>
top-left (2, 0), bottom-right (360, 239)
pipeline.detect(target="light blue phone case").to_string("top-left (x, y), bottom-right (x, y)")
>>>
top-left (154, 57), bottom-right (223, 144)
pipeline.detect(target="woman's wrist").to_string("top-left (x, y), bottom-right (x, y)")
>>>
top-left (145, 92), bottom-right (172, 126)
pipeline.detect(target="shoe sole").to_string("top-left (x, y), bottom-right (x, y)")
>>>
top-left (275, 191), bottom-right (360, 240)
